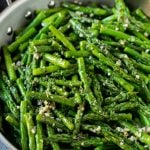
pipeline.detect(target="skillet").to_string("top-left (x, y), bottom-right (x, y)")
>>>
top-left (0, 0), bottom-right (149, 149)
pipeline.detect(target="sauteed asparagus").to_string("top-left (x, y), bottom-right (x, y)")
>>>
top-left (0, 0), bottom-right (150, 149)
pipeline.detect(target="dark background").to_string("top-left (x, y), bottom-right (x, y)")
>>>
top-left (0, 0), bottom-right (16, 12)
top-left (0, 0), bottom-right (8, 12)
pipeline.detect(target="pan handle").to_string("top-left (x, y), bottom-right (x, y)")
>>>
top-left (6, 0), bottom-right (12, 6)
top-left (0, 0), bottom-right (12, 12)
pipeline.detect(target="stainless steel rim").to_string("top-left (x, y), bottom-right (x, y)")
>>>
top-left (0, 133), bottom-right (17, 150)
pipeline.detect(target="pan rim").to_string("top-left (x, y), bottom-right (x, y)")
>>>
top-left (0, 1), bottom-right (28, 149)
top-left (0, 0), bottom-right (28, 23)
top-left (0, 132), bottom-right (17, 150)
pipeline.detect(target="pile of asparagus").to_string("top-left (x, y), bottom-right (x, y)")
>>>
top-left (0, 0), bottom-right (150, 149)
